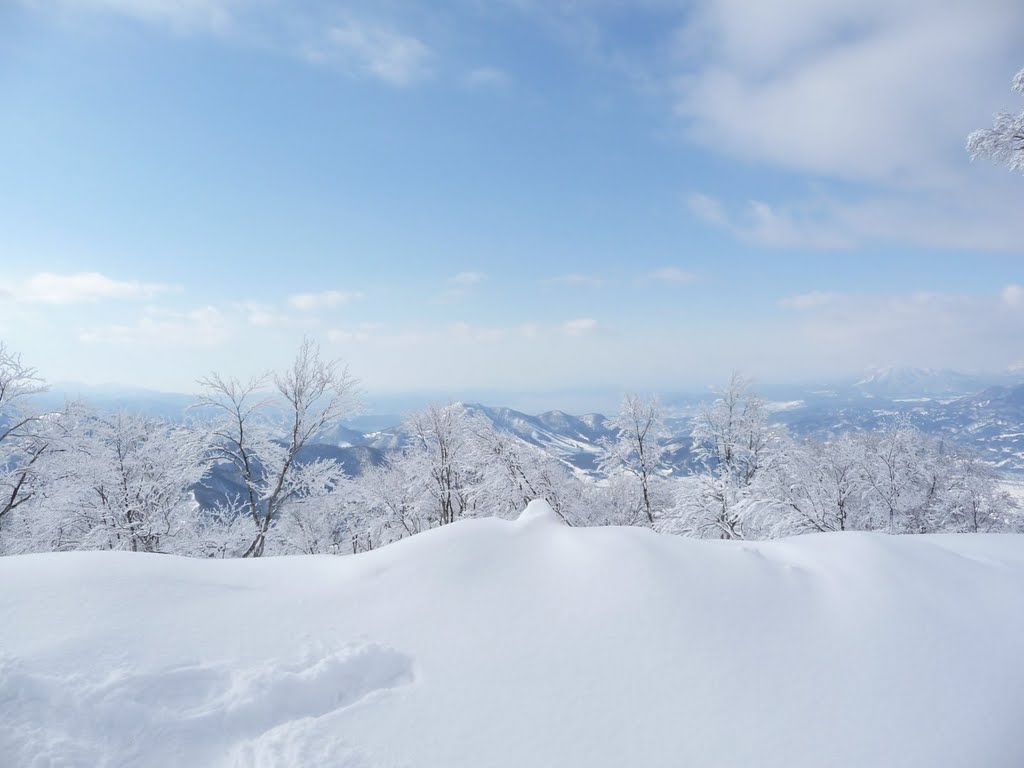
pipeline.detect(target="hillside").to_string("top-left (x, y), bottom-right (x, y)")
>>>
top-left (2, 503), bottom-right (1023, 767)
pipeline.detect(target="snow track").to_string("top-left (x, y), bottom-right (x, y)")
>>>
top-left (1, 644), bottom-right (414, 767)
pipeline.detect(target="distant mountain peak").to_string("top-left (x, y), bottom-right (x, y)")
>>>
top-left (852, 366), bottom-right (982, 397)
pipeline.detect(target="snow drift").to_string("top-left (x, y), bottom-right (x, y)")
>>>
top-left (3, 500), bottom-right (1024, 767)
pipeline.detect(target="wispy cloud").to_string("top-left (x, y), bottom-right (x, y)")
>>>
top-left (688, 193), bottom-right (854, 250)
top-left (79, 305), bottom-right (232, 346)
top-left (774, 285), bottom-right (1024, 372)
top-left (27, 2), bottom-right (435, 87)
top-left (324, 317), bottom-right (604, 348)
top-left (287, 289), bottom-right (364, 311)
top-left (689, 186), bottom-right (1024, 251)
top-left (309, 19), bottom-right (434, 86)
top-left (0, 272), bottom-right (175, 304)
top-left (687, 193), bottom-right (728, 227)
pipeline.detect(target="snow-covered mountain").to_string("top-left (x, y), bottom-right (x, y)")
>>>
top-left (851, 366), bottom-right (989, 398)
top-left (193, 443), bottom-right (385, 510)
top-left (464, 404), bottom-right (616, 471)
top-left (313, 383), bottom-right (1024, 476)
top-left (46, 370), bottom-right (1024, 483)
top-left (324, 404), bottom-right (619, 474)
top-left (934, 384), bottom-right (1024, 469)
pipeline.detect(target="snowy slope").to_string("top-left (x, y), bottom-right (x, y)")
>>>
top-left (3, 504), bottom-right (1024, 767)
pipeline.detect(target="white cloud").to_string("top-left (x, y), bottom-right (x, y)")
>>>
top-left (79, 305), bottom-right (232, 346)
top-left (690, 183), bottom-right (1024, 251)
top-left (674, 0), bottom-right (1023, 185)
top-left (287, 290), bottom-right (364, 311)
top-left (0, 272), bottom-right (174, 304)
top-left (317, 19), bottom-right (433, 86)
top-left (687, 192), bottom-right (728, 227)
top-left (1002, 284), bottom-right (1024, 306)
top-left (325, 319), bottom-right (539, 349)
top-left (743, 200), bottom-right (854, 250)
top-left (41, 288), bottom-right (1024, 395)
top-left (773, 287), bottom-right (1024, 373)
top-left (563, 317), bottom-right (598, 336)
top-left (28, 3), bottom-right (435, 88)
top-left (689, 193), bottom-right (854, 249)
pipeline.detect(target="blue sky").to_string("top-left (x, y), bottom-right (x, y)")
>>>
top-left (1, 0), bottom-right (1023, 401)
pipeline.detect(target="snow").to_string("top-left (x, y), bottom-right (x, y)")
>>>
top-left (764, 399), bottom-right (805, 412)
top-left (514, 498), bottom-right (565, 526)
top-left (1001, 476), bottom-right (1024, 505)
top-left (3, 515), bottom-right (1024, 767)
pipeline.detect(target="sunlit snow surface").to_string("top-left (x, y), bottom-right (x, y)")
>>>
top-left (3, 501), bottom-right (1024, 767)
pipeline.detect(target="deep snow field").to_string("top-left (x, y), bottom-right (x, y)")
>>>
top-left (3, 501), bottom-right (1024, 767)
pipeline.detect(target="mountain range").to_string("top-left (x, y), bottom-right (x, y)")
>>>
top-left (38, 368), bottom-right (1024, 480)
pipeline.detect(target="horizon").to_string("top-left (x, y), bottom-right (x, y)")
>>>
top-left (35, 362), bottom-right (1024, 418)
top-left (2, 1), bottom-right (1023, 394)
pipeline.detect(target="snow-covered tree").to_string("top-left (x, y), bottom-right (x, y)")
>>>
top-left (187, 501), bottom-right (254, 559)
top-left (756, 433), bottom-right (867, 536)
top-left (599, 394), bottom-right (671, 526)
top-left (673, 373), bottom-right (775, 539)
top-left (467, 412), bottom-right (582, 523)
top-left (59, 411), bottom-right (206, 552)
top-left (586, 472), bottom-right (651, 527)
top-left (858, 417), bottom-right (928, 535)
top-left (3, 405), bottom-right (208, 555)
top-left (367, 403), bottom-right (587, 537)
top-left (401, 403), bottom-right (476, 527)
top-left (0, 343), bottom-right (48, 532)
top-left (940, 452), bottom-right (1016, 533)
top-left (968, 67), bottom-right (1024, 174)
top-left (754, 423), bottom-right (1019, 538)
top-left (195, 339), bottom-right (360, 557)
top-left (272, 463), bottom-right (357, 555)
top-left (352, 458), bottom-right (427, 551)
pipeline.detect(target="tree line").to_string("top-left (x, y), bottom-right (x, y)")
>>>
top-left (0, 342), bottom-right (1018, 558)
